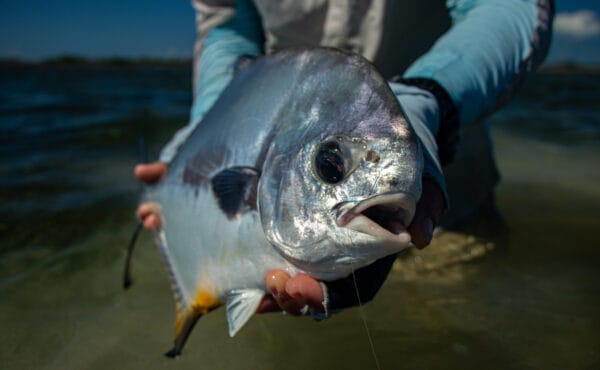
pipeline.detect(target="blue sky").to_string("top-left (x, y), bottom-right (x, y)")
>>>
top-left (1, 0), bottom-right (599, 65)
top-left (0, 0), bottom-right (195, 60)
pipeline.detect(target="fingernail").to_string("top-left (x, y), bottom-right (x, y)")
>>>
top-left (270, 287), bottom-right (279, 299)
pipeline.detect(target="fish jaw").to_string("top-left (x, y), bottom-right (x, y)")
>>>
top-left (335, 192), bottom-right (417, 251)
top-left (272, 192), bottom-right (418, 281)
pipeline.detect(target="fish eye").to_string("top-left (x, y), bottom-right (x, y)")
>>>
top-left (314, 141), bottom-right (345, 184)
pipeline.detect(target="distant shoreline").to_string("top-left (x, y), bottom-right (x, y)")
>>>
top-left (1, 56), bottom-right (599, 74)
top-left (538, 63), bottom-right (600, 74)
top-left (0, 55), bottom-right (191, 68)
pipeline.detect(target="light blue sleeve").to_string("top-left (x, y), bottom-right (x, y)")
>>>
top-left (404, 0), bottom-right (554, 127)
top-left (391, 82), bottom-right (448, 203)
top-left (395, 0), bottom-right (553, 207)
top-left (159, 0), bottom-right (264, 163)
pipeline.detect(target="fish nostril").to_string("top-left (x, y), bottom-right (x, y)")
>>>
top-left (361, 205), bottom-right (406, 234)
top-left (364, 150), bottom-right (380, 163)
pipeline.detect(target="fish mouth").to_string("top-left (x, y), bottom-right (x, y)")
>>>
top-left (335, 193), bottom-right (416, 246)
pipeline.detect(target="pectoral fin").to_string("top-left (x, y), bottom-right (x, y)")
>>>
top-left (226, 289), bottom-right (264, 337)
top-left (211, 167), bottom-right (260, 219)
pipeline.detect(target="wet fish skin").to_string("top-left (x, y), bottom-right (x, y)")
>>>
top-left (147, 47), bottom-right (422, 355)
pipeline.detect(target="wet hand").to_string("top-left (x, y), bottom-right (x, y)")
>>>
top-left (134, 162), bottom-right (167, 230)
top-left (407, 177), bottom-right (445, 248)
top-left (257, 269), bottom-right (325, 315)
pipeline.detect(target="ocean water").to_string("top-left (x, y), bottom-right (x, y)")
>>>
top-left (0, 65), bottom-right (599, 369)
top-left (0, 64), bottom-right (191, 279)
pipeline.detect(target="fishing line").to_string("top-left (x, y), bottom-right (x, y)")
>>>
top-left (347, 254), bottom-right (382, 370)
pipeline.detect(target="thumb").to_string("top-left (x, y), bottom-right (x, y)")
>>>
top-left (408, 178), bottom-right (445, 248)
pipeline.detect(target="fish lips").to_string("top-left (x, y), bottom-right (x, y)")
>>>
top-left (335, 192), bottom-right (417, 249)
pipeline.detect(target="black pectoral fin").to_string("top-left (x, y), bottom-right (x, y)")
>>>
top-left (211, 166), bottom-right (260, 219)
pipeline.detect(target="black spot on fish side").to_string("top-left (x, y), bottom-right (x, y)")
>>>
top-left (211, 167), bottom-right (260, 219)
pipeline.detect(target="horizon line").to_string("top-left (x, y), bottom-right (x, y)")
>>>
top-left (0, 54), bottom-right (599, 69)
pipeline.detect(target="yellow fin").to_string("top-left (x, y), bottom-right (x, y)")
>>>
top-left (192, 289), bottom-right (222, 314)
top-left (166, 289), bottom-right (222, 358)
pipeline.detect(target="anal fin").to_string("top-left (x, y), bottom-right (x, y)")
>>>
top-left (226, 289), bottom-right (264, 337)
top-left (165, 290), bottom-right (222, 358)
top-left (165, 309), bottom-right (202, 358)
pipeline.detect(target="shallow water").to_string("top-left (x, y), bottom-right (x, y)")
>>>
top-left (0, 67), bottom-right (599, 369)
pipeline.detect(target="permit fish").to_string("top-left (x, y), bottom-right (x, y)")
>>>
top-left (143, 47), bottom-right (422, 356)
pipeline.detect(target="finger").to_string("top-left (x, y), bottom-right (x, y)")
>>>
top-left (264, 269), bottom-right (305, 315)
top-left (143, 213), bottom-right (161, 230)
top-left (134, 162), bottom-right (167, 184)
top-left (285, 275), bottom-right (324, 312)
top-left (421, 178), bottom-right (445, 222)
top-left (137, 202), bottom-right (162, 230)
top-left (408, 213), bottom-right (434, 248)
top-left (409, 178), bottom-right (445, 249)
top-left (256, 296), bottom-right (281, 314)
top-left (136, 202), bottom-right (160, 219)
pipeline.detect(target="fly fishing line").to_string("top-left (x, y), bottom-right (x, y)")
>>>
top-left (350, 267), bottom-right (382, 370)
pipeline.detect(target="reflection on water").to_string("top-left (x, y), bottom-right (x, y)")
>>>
top-left (0, 66), bottom-right (599, 369)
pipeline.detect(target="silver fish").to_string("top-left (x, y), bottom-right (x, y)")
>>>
top-left (147, 47), bottom-right (422, 356)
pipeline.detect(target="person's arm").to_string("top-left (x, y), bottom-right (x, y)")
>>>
top-left (403, 0), bottom-right (554, 136)
top-left (310, 0), bottom-right (555, 312)
top-left (159, 0), bottom-right (265, 163)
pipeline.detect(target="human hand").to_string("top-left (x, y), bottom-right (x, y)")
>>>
top-left (134, 162), bottom-right (167, 230)
top-left (408, 177), bottom-right (445, 248)
top-left (257, 270), bottom-right (325, 315)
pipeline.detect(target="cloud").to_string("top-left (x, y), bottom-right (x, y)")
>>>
top-left (554, 10), bottom-right (600, 38)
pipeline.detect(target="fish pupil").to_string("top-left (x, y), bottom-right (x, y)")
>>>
top-left (315, 142), bottom-right (345, 184)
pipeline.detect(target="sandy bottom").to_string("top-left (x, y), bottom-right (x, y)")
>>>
top-left (1, 129), bottom-right (599, 370)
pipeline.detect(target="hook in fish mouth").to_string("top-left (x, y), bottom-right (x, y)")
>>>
top-left (334, 193), bottom-right (417, 244)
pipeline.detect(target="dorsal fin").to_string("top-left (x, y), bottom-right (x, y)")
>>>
top-left (211, 166), bottom-right (260, 219)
